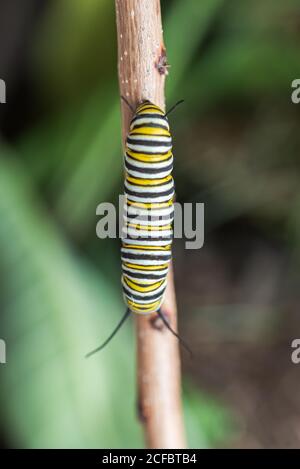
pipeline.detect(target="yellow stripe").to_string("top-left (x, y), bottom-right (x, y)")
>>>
top-left (128, 299), bottom-right (161, 312)
top-left (137, 105), bottom-right (164, 115)
top-left (123, 244), bottom-right (171, 251)
top-left (136, 103), bottom-right (159, 111)
top-left (138, 109), bottom-right (164, 115)
top-left (126, 175), bottom-right (172, 186)
top-left (127, 223), bottom-right (172, 231)
top-left (127, 199), bottom-right (173, 209)
top-left (125, 277), bottom-right (163, 293)
top-left (126, 149), bottom-right (172, 162)
top-left (130, 127), bottom-right (170, 137)
top-left (124, 262), bottom-right (169, 271)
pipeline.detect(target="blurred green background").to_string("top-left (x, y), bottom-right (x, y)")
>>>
top-left (0, 0), bottom-right (300, 448)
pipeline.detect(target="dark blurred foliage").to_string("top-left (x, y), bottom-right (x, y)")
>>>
top-left (0, 0), bottom-right (300, 448)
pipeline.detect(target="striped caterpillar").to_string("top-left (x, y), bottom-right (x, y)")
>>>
top-left (122, 100), bottom-right (174, 315)
top-left (87, 99), bottom-right (189, 357)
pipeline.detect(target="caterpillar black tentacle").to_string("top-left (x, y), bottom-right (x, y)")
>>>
top-left (156, 309), bottom-right (193, 358)
top-left (165, 99), bottom-right (184, 117)
top-left (85, 309), bottom-right (131, 358)
top-left (121, 95), bottom-right (135, 113)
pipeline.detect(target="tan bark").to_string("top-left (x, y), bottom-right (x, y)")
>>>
top-left (115, 0), bottom-right (186, 449)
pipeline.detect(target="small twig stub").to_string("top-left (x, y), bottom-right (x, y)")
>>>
top-left (156, 46), bottom-right (169, 75)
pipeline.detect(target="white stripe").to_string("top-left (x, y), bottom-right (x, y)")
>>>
top-left (126, 143), bottom-right (172, 153)
top-left (125, 293), bottom-right (165, 307)
top-left (126, 168), bottom-right (172, 179)
top-left (123, 275), bottom-right (164, 285)
top-left (121, 247), bottom-right (171, 257)
top-left (121, 256), bottom-right (171, 266)
top-left (122, 237), bottom-right (171, 246)
top-left (125, 205), bottom-right (174, 217)
top-left (130, 117), bottom-right (169, 130)
top-left (124, 215), bottom-right (173, 226)
top-left (125, 180), bottom-right (174, 194)
top-left (125, 154), bottom-right (173, 169)
top-left (129, 135), bottom-right (172, 143)
top-left (124, 295), bottom-right (164, 313)
top-left (125, 193), bottom-right (174, 203)
top-left (123, 227), bottom-right (172, 238)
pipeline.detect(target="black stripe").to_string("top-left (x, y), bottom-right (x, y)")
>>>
top-left (123, 285), bottom-right (165, 302)
top-left (125, 153), bottom-right (173, 165)
top-left (131, 122), bottom-right (169, 131)
top-left (125, 161), bottom-right (173, 175)
top-left (127, 138), bottom-right (172, 147)
top-left (121, 252), bottom-right (171, 261)
top-left (125, 213), bottom-right (174, 221)
top-left (125, 213), bottom-right (173, 223)
top-left (125, 187), bottom-right (174, 199)
top-left (123, 235), bottom-right (173, 242)
top-left (125, 204), bottom-right (174, 213)
top-left (131, 113), bottom-right (168, 123)
top-left (122, 270), bottom-right (167, 281)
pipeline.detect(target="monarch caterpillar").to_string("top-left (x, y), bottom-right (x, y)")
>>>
top-left (87, 99), bottom-right (190, 357)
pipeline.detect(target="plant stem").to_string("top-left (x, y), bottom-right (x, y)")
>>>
top-left (115, 0), bottom-right (186, 449)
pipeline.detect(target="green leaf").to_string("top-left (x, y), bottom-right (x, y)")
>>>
top-left (19, 89), bottom-right (122, 236)
top-left (182, 38), bottom-right (300, 112)
top-left (165, 0), bottom-right (225, 98)
top-left (54, 101), bottom-right (122, 233)
top-left (0, 152), bottom-right (142, 448)
top-left (184, 382), bottom-right (233, 448)
top-left (0, 150), bottom-right (229, 448)
top-left (32, 0), bottom-right (117, 107)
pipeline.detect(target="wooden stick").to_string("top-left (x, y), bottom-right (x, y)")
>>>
top-left (115, 0), bottom-right (186, 449)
